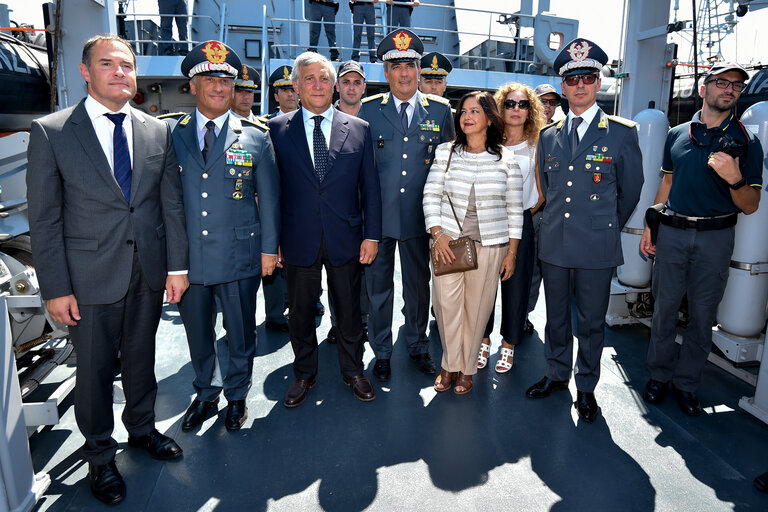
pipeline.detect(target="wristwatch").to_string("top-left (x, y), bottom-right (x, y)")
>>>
top-left (729, 177), bottom-right (746, 190)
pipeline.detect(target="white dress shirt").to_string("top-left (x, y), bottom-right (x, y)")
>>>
top-left (392, 93), bottom-right (418, 127)
top-left (196, 109), bottom-right (229, 150)
top-left (567, 102), bottom-right (599, 141)
top-left (302, 106), bottom-right (334, 167)
top-left (85, 95), bottom-right (134, 175)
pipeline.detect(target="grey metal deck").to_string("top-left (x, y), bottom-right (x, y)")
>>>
top-left (27, 271), bottom-right (768, 511)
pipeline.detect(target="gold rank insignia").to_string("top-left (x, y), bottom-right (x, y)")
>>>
top-left (202, 41), bottom-right (229, 64)
top-left (598, 116), bottom-right (607, 129)
top-left (392, 31), bottom-right (413, 51)
top-left (431, 55), bottom-right (439, 70)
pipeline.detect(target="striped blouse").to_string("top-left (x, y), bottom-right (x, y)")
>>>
top-left (423, 143), bottom-right (523, 246)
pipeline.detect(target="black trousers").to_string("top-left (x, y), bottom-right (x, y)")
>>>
top-left (69, 251), bottom-right (163, 464)
top-left (286, 237), bottom-right (364, 379)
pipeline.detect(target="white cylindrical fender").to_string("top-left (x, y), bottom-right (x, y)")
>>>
top-left (717, 101), bottom-right (768, 337)
top-left (617, 108), bottom-right (668, 288)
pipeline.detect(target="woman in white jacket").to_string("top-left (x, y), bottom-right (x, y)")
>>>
top-left (423, 91), bottom-right (523, 394)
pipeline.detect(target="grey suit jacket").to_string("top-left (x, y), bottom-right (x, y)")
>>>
top-left (27, 99), bottom-right (189, 305)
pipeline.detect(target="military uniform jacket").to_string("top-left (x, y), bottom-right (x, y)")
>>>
top-left (537, 108), bottom-right (644, 269)
top-left (163, 112), bottom-right (280, 285)
top-left (359, 91), bottom-right (454, 240)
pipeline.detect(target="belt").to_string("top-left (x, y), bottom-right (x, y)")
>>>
top-left (659, 209), bottom-right (738, 231)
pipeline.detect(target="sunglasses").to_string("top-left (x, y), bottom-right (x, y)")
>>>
top-left (705, 77), bottom-right (746, 92)
top-left (504, 99), bottom-right (530, 110)
top-left (539, 98), bottom-right (559, 106)
top-left (563, 74), bottom-right (599, 86)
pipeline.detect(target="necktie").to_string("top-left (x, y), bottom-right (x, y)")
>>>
top-left (312, 115), bottom-right (329, 182)
top-left (104, 112), bottom-right (132, 201)
top-left (202, 120), bottom-right (216, 163)
top-left (570, 116), bottom-right (583, 157)
top-left (399, 102), bottom-right (409, 132)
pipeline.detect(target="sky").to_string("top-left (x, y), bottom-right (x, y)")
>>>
top-left (5, 0), bottom-right (767, 66)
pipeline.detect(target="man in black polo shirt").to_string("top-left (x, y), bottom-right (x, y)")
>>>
top-left (640, 62), bottom-right (763, 417)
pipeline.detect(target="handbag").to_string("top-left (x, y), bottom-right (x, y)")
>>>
top-left (431, 146), bottom-right (479, 276)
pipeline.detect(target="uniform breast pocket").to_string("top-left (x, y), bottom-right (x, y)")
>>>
top-left (543, 164), bottom-right (562, 191)
top-left (586, 162), bottom-right (615, 188)
top-left (419, 134), bottom-right (440, 162)
top-left (372, 127), bottom-right (393, 151)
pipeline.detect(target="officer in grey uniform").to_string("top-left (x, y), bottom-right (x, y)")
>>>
top-left (359, 29), bottom-right (454, 382)
top-left (351, 0), bottom-right (378, 63)
top-left (524, 39), bottom-right (643, 422)
top-left (419, 51), bottom-right (452, 98)
top-left (161, 41), bottom-right (280, 431)
top-left (267, 65), bottom-right (299, 119)
top-left (308, 0), bottom-right (340, 61)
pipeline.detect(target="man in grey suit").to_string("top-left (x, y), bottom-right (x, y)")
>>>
top-left (358, 29), bottom-right (454, 382)
top-left (524, 39), bottom-right (643, 422)
top-left (27, 34), bottom-right (189, 505)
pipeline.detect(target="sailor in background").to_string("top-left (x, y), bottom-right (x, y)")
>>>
top-left (267, 65), bottom-right (299, 119)
top-left (387, 0), bottom-right (419, 29)
top-left (640, 62), bottom-right (762, 417)
top-left (359, 29), bottom-right (454, 382)
top-left (162, 41), bottom-right (280, 432)
top-left (158, 0), bottom-right (189, 55)
top-left (308, 0), bottom-right (340, 61)
top-left (350, 0), bottom-right (379, 63)
top-left (419, 51), bottom-right (452, 98)
top-left (525, 39), bottom-right (643, 423)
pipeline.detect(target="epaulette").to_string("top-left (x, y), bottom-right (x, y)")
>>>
top-left (607, 115), bottom-right (638, 128)
top-left (362, 93), bottom-right (386, 104)
top-left (242, 117), bottom-right (269, 131)
top-left (541, 120), bottom-right (562, 132)
top-left (157, 112), bottom-right (185, 119)
top-left (425, 93), bottom-right (450, 106)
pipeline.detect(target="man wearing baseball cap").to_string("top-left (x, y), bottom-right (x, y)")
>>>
top-left (640, 61), bottom-right (762, 417)
top-left (534, 83), bottom-right (561, 124)
top-left (161, 41), bottom-right (280, 432)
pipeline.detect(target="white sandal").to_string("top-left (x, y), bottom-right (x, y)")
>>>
top-left (477, 340), bottom-right (491, 369)
top-left (495, 345), bottom-right (515, 374)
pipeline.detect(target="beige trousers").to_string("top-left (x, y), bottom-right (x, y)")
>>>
top-left (432, 243), bottom-right (506, 375)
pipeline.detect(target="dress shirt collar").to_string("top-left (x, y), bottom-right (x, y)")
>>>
top-left (567, 102), bottom-right (599, 131)
top-left (196, 109), bottom-right (229, 133)
top-left (84, 95), bottom-right (132, 122)
top-left (302, 105), bottom-right (335, 125)
top-left (392, 92), bottom-right (418, 113)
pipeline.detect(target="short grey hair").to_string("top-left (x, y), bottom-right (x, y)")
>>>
top-left (291, 51), bottom-right (337, 86)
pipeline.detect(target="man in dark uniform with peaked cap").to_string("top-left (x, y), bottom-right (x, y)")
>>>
top-left (267, 65), bottom-right (299, 119)
top-left (161, 41), bottom-right (280, 432)
top-left (524, 38), bottom-right (644, 423)
top-left (419, 51), bottom-right (452, 98)
top-left (359, 29), bottom-right (454, 382)
top-left (231, 64), bottom-right (260, 122)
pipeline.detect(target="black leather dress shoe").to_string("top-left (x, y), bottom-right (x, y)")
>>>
top-left (575, 391), bottom-right (599, 422)
top-left (410, 353), bottom-right (436, 374)
top-left (643, 379), bottom-right (669, 405)
top-left (524, 318), bottom-right (535, 334)
top-left (525, 376), bottom-right (569, 398)
top-left (326, 326), bottom-right (337, 344)
top-left (127, 429), bottom-right (183, 460)
top-left (754, 471), bottom-right (768, 493)
top-left (89, 461), bottom-right (126, 505)
top-left (265, 320), bottom-right (289, 332)
top-left (674, 386), bottom-right (702, 416)
top-left (343, 374), bottom-right (376, 402)
top-left (284, 378), bottom-right (316, 408)
top-left (225, 400), bottom-right (248, 430)
top-left (181, 397), bottom-right (219, 431)
top-left (373, 358), bottom-right (391, 382)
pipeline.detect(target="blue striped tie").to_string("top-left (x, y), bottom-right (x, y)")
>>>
top-left (104, 113), bottom-right (132, 201)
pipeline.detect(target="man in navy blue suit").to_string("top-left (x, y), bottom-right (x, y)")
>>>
top-left (269, 52), bottom-right (383, 408)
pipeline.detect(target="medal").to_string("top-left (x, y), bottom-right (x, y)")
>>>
top-left (593, 173), bottom-right (602, 183)
top-left (590, 193), bottom-right (600, 201)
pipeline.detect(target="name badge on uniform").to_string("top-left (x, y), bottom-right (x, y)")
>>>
top-left (593, 173), bottom-right (602, 183)
top-left (226, 149), bottom-right (253, 167)
top-left (233, 178), bottom-right (243, 200)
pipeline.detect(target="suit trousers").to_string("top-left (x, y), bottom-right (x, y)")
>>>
top-left (433, 244), bottom-right (506, 375)
top-left (484, 210), bottom-right (535, 345)
top-left (262, 267), bottom-right (288, 324)
top-left (388, 5), bottom-right (412, 29)
top-left (286, 237), bottom-right (364, 379)
top-left (366, 235), bottom-right (431, 359)
top-left (527, 208), bottom-right (544, 315)
top-left (351, 4), bottom-right (376, 60)
top-left (308, 3), bottom-right (339, 59)
top-left (178, 276), bottom-right (260, 402)
top-left (329, 266), bottom-right (369, 327)
top-left (646, 223), bottom-right (734, 392)
top-left (158, 0), bottom-right (188, 54)
top-left (69, 250), bottom-right (162, 464)
top-left (541, 262), bottom-right (613, 392)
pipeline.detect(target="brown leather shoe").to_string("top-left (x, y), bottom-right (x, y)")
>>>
top-left (284, 378), bottom-right (315, 408)
top-left (342, 374), bottom-right (375, 402)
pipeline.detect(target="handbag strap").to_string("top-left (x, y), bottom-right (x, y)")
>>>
top-left (443, 143), bottom-right (465, 233)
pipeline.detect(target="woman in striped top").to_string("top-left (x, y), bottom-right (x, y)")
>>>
top-left (477, 82), bottom-right (546, 374)
top-left (423, 91), bottom-right (523, 394)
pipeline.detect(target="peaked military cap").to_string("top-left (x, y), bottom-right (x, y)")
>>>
top-left (377, 29), bottom-right (423, 62)
top-left (269, 65), bottom-right (293, 88)
top-left (338, 60), bottom-right (366, 80)
top-left (420, 52), bottom-right (452, 77)
top-left (234, 64), bottom-right (260, 90)
top-left (553, 38), bottom-right (608, 77)
top-left (181, 40), bottom-right (241, 79)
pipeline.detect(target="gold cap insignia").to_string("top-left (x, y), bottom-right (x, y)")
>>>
top-left (431, 55), bottom-right (439, 70)
top-left (283, 66), bottom-right (290, 80)
top-left (242, 65), bottom-right (249, 81)
top-left (392, 31), bottom-right (413, 51)
top-left (202, 41), bottom-right (229, 64)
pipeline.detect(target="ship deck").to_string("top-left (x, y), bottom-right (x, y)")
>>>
top-left (27, 266), bottom-right (768, 511)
